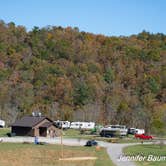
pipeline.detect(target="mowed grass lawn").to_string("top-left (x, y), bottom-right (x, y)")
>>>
top-left (63, 129), bottom-right (153, 143)
top-left (0, 128), bottom-right (10, 137)
top-left (0, 128), bottom-right (155, 144)
top-left (0, 143), bottom-right (114, 166)
top-left (124, 144), bottom-right (166, 166)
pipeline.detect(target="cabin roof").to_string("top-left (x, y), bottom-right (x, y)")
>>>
top-left (12, 116), bottom-right (53, 127)
top-left (40, 122), bottom-right (54, 128)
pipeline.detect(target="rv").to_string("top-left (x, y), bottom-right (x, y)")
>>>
top-left (70, 122), bottom-right (95, 130)
top-left (80, 122), bottom-right (95, 130)
top-left (135, 129), bottom-right (145, 134)
top-left (128, 128), bottom-right (145, 135)
top-left (54, 120), bottom-right (70, 129)
top-left (70, 122), bottom-right (80, 129)
top-left (0, 120), bottom-right (5, 128)
top-left (128, 128), bottom-right (136, 135)
top-left (100, 125), bottom-right (128, 137)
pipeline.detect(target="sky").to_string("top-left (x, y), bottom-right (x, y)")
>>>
top-left (0, 0), bottom-right (165, 36)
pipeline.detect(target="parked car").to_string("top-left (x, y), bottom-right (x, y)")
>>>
top-left (85, 140), bottom-right (98, 146)
top-left (134, 134), bottom-right (153, 140)
top-left (100, 130), bottom-right (115, 137)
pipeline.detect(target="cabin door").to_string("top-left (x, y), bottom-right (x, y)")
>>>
top-left (39, 127), bottom-right (47, 137)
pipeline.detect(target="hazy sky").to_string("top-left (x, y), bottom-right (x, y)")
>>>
top-left (0, 0), bottom-right (165, 36)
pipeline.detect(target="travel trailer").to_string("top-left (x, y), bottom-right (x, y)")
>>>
top-left (0, 120), bottom-right (5, 128)
top-left (79, 122), bottom-right (95, 130)
top-left (100, 125), bottom-right (128, 137)
top-left (128, 128), bottom-right (137, 134)
top-left (54, 120), bottom-right (70, 129)
top-left (70, 122), bottom-right (80, 129)
top-left (135, 129), bottom-right (145, 134)
top-left (70, 122), bottom-right (95, 130)
top-left (128, 128), bottom-right (145, 135)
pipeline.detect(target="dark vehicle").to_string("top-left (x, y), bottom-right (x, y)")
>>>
top-left (100, 130), bottom-right (116, 137)
top-left (85, 140), bottom-right (98, 146)
top-left (100, 125), bottom-right (127, 137)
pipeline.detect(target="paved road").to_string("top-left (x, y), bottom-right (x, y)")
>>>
top-left (106, 143), bottom-right (138, 166)
top-left (0, 137), bottom-right (153, 166)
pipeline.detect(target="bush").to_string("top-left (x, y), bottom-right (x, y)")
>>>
top-left (7, 133), bottom-right (16, 137)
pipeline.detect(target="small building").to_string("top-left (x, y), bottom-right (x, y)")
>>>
top-left (11, 115), bottom-right (61, 137)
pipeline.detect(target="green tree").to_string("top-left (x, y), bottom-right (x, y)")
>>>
top-left (73, 81), bottom-right (92, 107)
top-left (103, 68), bottom-right (114, 84)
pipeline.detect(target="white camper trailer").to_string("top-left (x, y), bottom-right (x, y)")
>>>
top-left (80, 122), bottom-right (95, 130)
top-left (70, 122), bottom-right (95, 130)
top-left (0, 120), bottom-right (5, 128)
top-left (135, 129), bottom-right (145, 134)
top-left (54, 120), bottom-right (70, 129)
top-left (70, 122), bottom-right (80, 129)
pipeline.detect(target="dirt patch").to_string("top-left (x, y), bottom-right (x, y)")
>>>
top-left (59, 157), bottom-right (97, 161)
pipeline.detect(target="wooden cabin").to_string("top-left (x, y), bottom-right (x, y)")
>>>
top-left (11, 116), bottom-right (61, 137)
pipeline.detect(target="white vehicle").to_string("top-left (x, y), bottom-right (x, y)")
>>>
top-left (135, 129), bottom-right (145, 134)
top-left (100, 125), bottom-right (128, 137)
top-left (70, 122), bottom-right (95, 130)
top-left (54, 120), bottom-right (70, 129)
top-left (128, 128), bottom-right (136, 134)
top-left (80, 122), bottom-right (95, 130)
top-left (70, 122), bottom-right (80, 129)
top-left (0, 120), bottom-right (5, 128)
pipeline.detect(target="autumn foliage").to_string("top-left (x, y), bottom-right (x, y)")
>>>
top-left (0, 21), bottom-right (165, 132)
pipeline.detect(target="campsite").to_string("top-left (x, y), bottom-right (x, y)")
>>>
top-left (0, 1), bottom-right (166, 166)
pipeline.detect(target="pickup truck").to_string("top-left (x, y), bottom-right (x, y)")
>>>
top-left (135, 134), bottom-right (153, 140)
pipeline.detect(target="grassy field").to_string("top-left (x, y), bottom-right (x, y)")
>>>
top-left (124, 144), bottom-right (166, 166)
top-left (0, 143), bottom-right (114, 166)
top-left (0, 128), bottom-right (10, 137)
top-left (0, 128), bottom-right (155, 144)
top-left (63, 129), bottom-right (153, 143)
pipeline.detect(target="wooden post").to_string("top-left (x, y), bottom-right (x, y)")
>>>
top-left (61, 128), bottom-right (63, 158)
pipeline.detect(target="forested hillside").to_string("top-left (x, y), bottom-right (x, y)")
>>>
top-left (0, 21), bottom-right (165, 132)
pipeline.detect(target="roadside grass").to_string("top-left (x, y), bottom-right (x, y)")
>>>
top-left (63, 129), bottom-right (153, 143)
top-left (0, 143), bottom-right (114, 166)
top-left (0, 128), bottom-right (155, 144)
top-left (63, 129), bottom-right (82, 138)
top-left (123, 144), bottom-right (166, 166)
top-left (0, 128), bottom-right (10, 137)
top-left (95, 146), bottom-right (115, 166)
